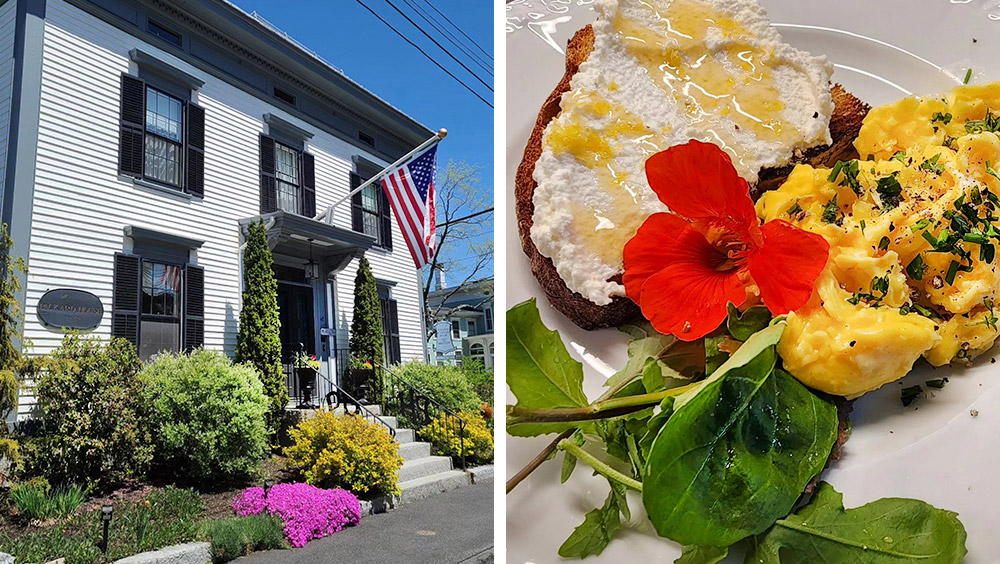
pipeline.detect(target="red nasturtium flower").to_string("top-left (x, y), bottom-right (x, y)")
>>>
top-left (622, 141), bottom-right (830, 341)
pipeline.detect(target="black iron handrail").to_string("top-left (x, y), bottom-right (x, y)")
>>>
top-left (374, 362), bottom-right (467, 470)
top-left (307, 366), bottom-right (396, 438)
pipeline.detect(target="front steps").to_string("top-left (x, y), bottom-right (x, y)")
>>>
top-left (285, 403), bottom-right (484, 514)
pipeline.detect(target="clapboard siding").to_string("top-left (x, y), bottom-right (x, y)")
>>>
top-left (0, 0), bottom-right (16, 203)
top-left (18, 0), bottom-right (425, 414)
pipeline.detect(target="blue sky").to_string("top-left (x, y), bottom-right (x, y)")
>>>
top-left (233, 0), bottom-right (494, 282)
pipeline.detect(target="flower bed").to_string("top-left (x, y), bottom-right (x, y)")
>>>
top-left (232, 483), bottom-right (361, 548)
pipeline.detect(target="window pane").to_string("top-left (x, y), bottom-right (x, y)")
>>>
top-left (142, 261), bottom-right (181, 316)
top-left (362, 211), bottom-right (379, 238)
top-left (144, 135), bottom-right (182, 186)
top-left (139, 319), bottom-right (179, 360)
top-left (275, 144), bottom-right (299, 184)
top-left (362, 185), bottom-right (378, 213)
top-left (277, 180), bottom-right (299, 214)
top-left (145, 88), bottom-right (183, 143)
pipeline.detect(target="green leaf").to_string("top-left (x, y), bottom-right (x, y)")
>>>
top-left (506, 299), bottom-right (587, 436)
top-left (745, 482), bottom-right (967, 564)
top-left (642, 357), bottom-right (666, 393)
top-left (557, 487), bottom-right (623, 558)
top-left (605, 323), bottom-right (679, 391)
top-left (676, 545), bottom-right (728, 564)
top-left (561, 431), bottom-right (585, 484)
top-left (643, 324), bottom-right (839, 547)
top-left (638, 396), bottom-right (675, 461)
top-left (705, 334), bottom-right (729, 376)
top-left (727, 304), bottom-right (773, 341)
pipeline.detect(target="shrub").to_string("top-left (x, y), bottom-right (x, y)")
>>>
top-left (232, 483), bottom-right (361, 548)
top-left (461, 359), bottom-right (493, 404)
top-left (420, 411), bottom-right (494, 465)
top-left (0, 486), bottom-right (204, 564)
top-left (349, 257), bottom-right (384, 365)
top-left (236, 219), bottom-right (286, 433)
top-left (391, 361), bottom-right (481, 413)
top-left (0, 224), bottom-right (27, 475)
top-left (283, 411), bottom-right (402, 496)
top-left (202, 514), bottom-right (286, 562)
top-left (9, 480), bottom-right (85, 520)
top-left (26, 335), bottom-right (151, 490)
top-left (141, 349), bottom-right (270, 484)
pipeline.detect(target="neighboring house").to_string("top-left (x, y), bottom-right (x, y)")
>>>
top-left (426, 274), bottom-right (493, 369)
top-left (0, 0), bottom-right (431, 418)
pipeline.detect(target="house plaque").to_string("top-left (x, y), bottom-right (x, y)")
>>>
top-left (37, 289), bottom-right (104, 330)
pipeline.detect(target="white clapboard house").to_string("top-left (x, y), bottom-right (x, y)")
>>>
top-left (0, 0), bottom-right (431, 418)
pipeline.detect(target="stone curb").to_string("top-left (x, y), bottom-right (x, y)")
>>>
top-left (113, 542), bottom-right (212, 564)
top-left (456, 546), bottom-right (494, 564)
top-left (468, 464), bottom-right (494, 483)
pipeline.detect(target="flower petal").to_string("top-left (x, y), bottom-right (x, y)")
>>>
top-left (749, 220), bottom-right (831, 315)
top-left (634, 225), bottom-right (749, 341)
top-left (645, 140), bottom-right (759, 238)
top-left (622, 213), bottom-right (693, 301)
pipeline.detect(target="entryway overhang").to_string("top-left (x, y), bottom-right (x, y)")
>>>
top-left (239, 211), bottom-right (375, 273)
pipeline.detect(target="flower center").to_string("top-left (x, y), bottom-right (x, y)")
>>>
top-left (704, 227), bottom-right (752, 272)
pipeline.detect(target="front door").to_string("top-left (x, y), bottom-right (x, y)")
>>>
top-left (277, 282), bottom-right (315, 362)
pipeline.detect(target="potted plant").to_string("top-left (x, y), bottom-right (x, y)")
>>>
top-left (294, 349), bottom-right (320, 408)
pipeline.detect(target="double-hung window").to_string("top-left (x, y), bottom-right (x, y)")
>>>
top-left (139, 260), bottom-right (183, 359)
top-left (275, 142), bottom-right (300, 214)
top-left (144, 87), bottom-right (184, 187)
top-left (118, 73), bottom-right (205, 197)
top-left (350, 169), bottom-right (393, 250)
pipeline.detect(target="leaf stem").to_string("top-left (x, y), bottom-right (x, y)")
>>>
top-left (508, 383), bottom-right (698, 424)
top-left (558, 439), bottom-right (643, 491)
top-left (505, 428), bottom-right (574, 494)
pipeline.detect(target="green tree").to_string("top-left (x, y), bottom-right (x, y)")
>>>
top-left (0, 224), bottom-right (26, 471)
top-left (236, 220), bottom-right (286, 433)
top-left (349, 257), bottom-right (383, 400)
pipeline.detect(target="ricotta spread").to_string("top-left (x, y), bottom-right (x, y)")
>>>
top-left (531, 0), bottom-right (835, 305)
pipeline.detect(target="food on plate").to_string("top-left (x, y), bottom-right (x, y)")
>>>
top-left (515, 0), bottom-right (871, 330)
top-left (758, 82), bottom-right (1000, 396)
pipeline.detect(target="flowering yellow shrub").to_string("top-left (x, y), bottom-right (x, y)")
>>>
top-left (420, 411), bottom-right (494, 465)
top-left (283, 411), bottom-right (402, 496)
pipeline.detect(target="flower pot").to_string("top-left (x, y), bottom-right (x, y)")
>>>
top-left (296, 366), bottom-right (317, 408)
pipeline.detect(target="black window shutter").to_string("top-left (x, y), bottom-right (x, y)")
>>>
top-left (118, 74), bottom-right (145, 178)
top-left (183, 265), bottom-right (205, 351)
top-left (378, 187), bottom-right (393, 250)
top-left (301, 152), bottom-right (315, 217)
top-left (350, 172), bottom-right (363, 232)
top-left (259, 135), bottom-right (277, 213)
top-left (111, 253), bottom-right (140, 349)
top-left (185, 103), bottom-right (205, 198)
top-left (387, 298), bottom-right (400, 364)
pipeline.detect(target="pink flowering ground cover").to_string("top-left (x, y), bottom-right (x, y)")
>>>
top-left (233, 483), bottom-right (362, 547)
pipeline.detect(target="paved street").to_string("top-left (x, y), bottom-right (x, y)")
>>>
top-left (234, 480), bottom-right (494, 564)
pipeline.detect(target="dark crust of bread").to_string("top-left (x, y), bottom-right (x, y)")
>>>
top-left (515, 25), bottom-right (872, 331)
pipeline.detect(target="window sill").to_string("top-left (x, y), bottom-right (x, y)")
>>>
top-left (122, 175), bottom-right (197, 200)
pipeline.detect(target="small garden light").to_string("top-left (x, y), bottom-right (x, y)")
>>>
top-left (264, 479), bottom-right (274, 499)
top-left (99, 504), bottom-right (113, 555)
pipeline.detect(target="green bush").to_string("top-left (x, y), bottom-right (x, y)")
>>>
top-left (10, 480), bottom-right (85, 520)
top-left (202, 514), bottom-right (286, 563)
top-left (349, 257), bottom-right (384, 366)
top-left (284, 411), bottom-right (402, 496)
top-left (392, 361), bottom-right (481, 413)
top-left (236, 219), bottom-right (287, 433)
top-left (461, 360), bottom-right (493, 404)
top-left (26, 335), bottom-right (152, 490)
top-left (0, 486), bottom-right (204, 564)
top-left (141, 349), bottom-right (271, 484)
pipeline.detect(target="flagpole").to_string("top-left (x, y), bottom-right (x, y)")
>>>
top-left (316, 128), bottom-right (448, 224)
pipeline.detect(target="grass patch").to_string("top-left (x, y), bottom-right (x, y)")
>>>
top-left (10, 482), bottom-right (86, 520)
top-left (0, 486), bottom-right (205, 564)
top-left (202, 514), bottom-right (287, 563)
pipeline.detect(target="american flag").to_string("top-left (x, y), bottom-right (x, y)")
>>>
top-left (380, 143), bottom-right (438, 269)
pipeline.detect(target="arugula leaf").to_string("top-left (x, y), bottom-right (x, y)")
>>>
top-left (704, 334), bottom-right (729, 376)
top-left (560, 431), bottom-right (585, 483)
top-left (604, 323), bottom-right (680, 391)
top-left (643, 324), bottom-right (839, 547)
top-left (676, 545), bottom-right (728, 564)
top-left (557, 486), bottom-right (625, 558)
top-left (638, 396), bottom-right (675, 461)
top-left (727, 303), bottom-right (772, 341)
top-left (507, 299), bottom-right (588, 436)
top-left (745, 482), bottom-right (967, 564)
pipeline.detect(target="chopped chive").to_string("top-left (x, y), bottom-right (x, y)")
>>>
top-left (945, 260), bottom-right (960, 285)
top-left (926, 378), bottom-right (947, 389)
top-left (964, 68), bottom-right (973, 85)
top-left (931, 112), bottom-right (952, 124)
top-left (786, 201), bottom-right (803, 218)
top-left (821, 196), bottom-right (839, 224)
top-left (876, 174), bottom-right (903, 208)
top-left (983, 243), bottom-right (996, 263)
top-left (906, 254), bottom-right (926, 280)
top-left (901, 385), bottom-right (923, 407)
top-left (878, 236), bottom-right (891, 251)
top-left (911, 219), bottom-right (930, 232)
top-left (890, 150), bottom-right (907, 162)
top-left (919, 154), bottom-right (944, 175)
top-left (964, 231), bottom-right (988, 244)
top-left (860, 219), bottom-right (866, 234)
top-left (922, 230), bottom-right (939, 247)
top-left (987, 161), bottom-right (1000, 181)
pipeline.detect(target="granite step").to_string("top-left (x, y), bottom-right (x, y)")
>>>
top-left (394, 428), bottom-right (415, 443)
top-left (399, 441), bottom-right (431, 461)
top-left (397, 455), bottom-right (453, 482)
top-left (396, 470), bottom-right (472, 505)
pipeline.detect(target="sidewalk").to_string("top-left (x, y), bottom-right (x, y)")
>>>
top-left (233, 479), bottom-right (494, 564)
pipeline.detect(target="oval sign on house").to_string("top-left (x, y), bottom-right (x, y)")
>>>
top-left (37, 289), bottom-right (104, 330)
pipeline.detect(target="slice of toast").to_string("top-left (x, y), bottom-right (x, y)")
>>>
top-left (515, 25), bottom-right (871, 331)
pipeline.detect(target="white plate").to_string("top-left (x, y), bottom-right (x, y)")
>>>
top-left (505, 1), bottom-right (1000, 562)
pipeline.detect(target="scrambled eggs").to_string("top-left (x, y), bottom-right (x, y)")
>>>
top-left (757, 83), bottom-right (1000, 397)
